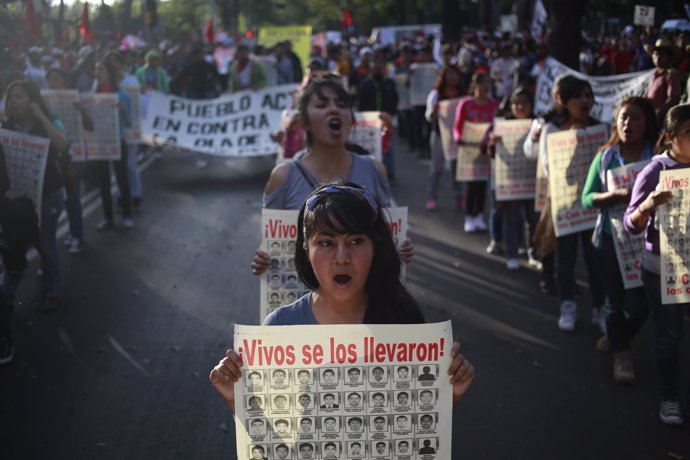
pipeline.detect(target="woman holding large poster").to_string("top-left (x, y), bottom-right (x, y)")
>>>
top-left (250, 79), bottom-right (414, 276)
top-left (2, 80), bottom-right (69, 312)
top-left (624, 105), bottom-right (690, 426)
top-left (524, 75), bottom-right (606, 333)
top-left (211, 183), bottom-right (475, 411)
top-left (452, 72), bottom-right (499, 233)
top-left (581, 97), bottom-right (658, 384)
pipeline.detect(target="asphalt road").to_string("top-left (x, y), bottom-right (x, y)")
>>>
top-left (1, 142), bottom-right (689, 460)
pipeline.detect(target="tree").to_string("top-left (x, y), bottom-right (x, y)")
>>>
top-left (549, 0), bottom-right (586, 69)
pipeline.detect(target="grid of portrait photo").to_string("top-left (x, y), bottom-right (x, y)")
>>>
top-left (241, 365), bottom-right (442, 459)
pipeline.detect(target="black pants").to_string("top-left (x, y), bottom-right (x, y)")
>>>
top-left (96, 141), bottom-right (131, 221)
top-left (465, 181), bottom-right (487, 216)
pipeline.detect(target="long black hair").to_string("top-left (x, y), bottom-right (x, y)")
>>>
top-left (658, 103), bottom-right (690, 154)
top-left (294, 182), bottom-right (424, 324)
top-left (4, 79), bottom-right (53, 125)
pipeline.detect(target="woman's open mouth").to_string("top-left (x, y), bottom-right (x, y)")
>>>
top-left (333, 274), bottom-right (352, 286)
top-left (327, 118), bottom-right (342, 135)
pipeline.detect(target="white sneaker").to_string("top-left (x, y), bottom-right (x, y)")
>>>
top-left (473, 214), bottom-right (487, 231)
top-left (486, 240), bottom-right (502, 254)
top-left (464, 216), bottom-right (476, 233)
top-left (123, 217), bottom-right (134, 229)
top-left (506, 258), bottom-right (520, 271)
top-left (558, 300), bottom-right (577, 331)
top-left (659, 400), bottom-right (683, 426)
top-left (593, 307), bottom-right (607, 334)
top-left (68, 239), bottom-right (83, 254)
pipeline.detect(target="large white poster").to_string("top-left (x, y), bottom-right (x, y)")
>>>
top-left (233, 321), bottom-right (454, 460)
top-left (455, 122), bottom-right (491, 182)
top-left (534, 58), bottom-right (654, 122)
top-left (0, 128), bottom-right (49, 218)
top-left (41, 89), bottom-right (86, 162)
top-left (437, 98), bottom-right (460, 161)
top-left (260, 208), bottom-right (409, 323)
top-left (606, 161), bottom-right (649, 289)
top-left (493, 119), bottom-right (536, 201)
top-left (351, 112), bottom-right (383, 162)
top-left (143, 84), bottom-right (299, 156)
top-left (122, 84), bottom-right (143, 144)
top-left (546, 125), bottom-right (607, 237)
top-left (82, 93), bottom-right (122, 161)
top-left (658, 169), bottom-right (690, 305)
top-left (409, 64), bottom-right (437, 107)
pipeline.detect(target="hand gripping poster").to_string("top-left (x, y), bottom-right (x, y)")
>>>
top-left (260, 208), bottom-right (408, 323)
top-left (82, 93), bottom-right (122, 161)
top-left (493, 119), bottom-right (536, 200)
top-left (408, 64), bottom-right (437, 107)
top-left (0, 128), bottom-right (49, 221)
top-left (658, 169), bottom-right (690, 305)
top-left (233, 321), bottom-right (454, 460)
top-left (41, 89), bottom-right (86, 161)
top-left (546, 125), bottom-right (607, 237)
top-left (436, 99), bottom-right (460, 162)
top-left (605, 161), bottom-right (650, 289)
top-left (455, 122), bottom-right (491, 182)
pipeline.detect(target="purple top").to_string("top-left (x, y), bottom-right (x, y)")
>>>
top-left (623, 152), bottom-right (690, 255)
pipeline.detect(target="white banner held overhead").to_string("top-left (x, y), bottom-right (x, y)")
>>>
top-left (143, 84), bottom-right (299, 156)
top-left (233, 321), bottom-right (454, 460)
top-left (534, 58), bottom-right (654, 123)
top-left (0, 128), bottom-right (49, 219)
top-left (634, 5), bottom-right (655, 26)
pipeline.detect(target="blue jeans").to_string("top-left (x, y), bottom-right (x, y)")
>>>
top-left (64, 162), bottom-right (85, 241)
top-left (555, 229), bottom-right (605, 307)
top-left (488, 192), bottom-right (503, 243)
top-left (502, 200), bottom-right (535, 258)
top-left (38, 189), bottom-right (64, 297)
top-left (597, 234), bottom-right (649, 351)
top-left (642, 268), bottom-right (690, 400)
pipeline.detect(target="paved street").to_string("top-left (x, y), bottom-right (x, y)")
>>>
top-left (1, 142), bottom-right (689, 460)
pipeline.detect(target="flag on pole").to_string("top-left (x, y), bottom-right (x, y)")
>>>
top-left (204, 17), bottom-right (215, 44)
top-left (25, 0), bottom-right (40, 41)
top-left (530, 0), bottom-right (548, 41)
top-left (79, 2), bottom-right (92, 44)
top-left (342, 8), bottom-right (354, 31)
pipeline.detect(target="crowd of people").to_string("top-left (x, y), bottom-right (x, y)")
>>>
top-left (1, 21), bottom-right (690, 438)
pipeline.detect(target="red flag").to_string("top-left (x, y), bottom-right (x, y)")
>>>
top-left (204, 17), bottom-right (215, 44)
top-left (25, 0), bottom-right (40, 41)
top-left (79, 2), bottom-right (92, 44)
top-left (342, 8), bottom-right (354, 29)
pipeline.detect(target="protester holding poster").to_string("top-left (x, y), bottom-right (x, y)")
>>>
top-left (211, 183), bottom-right (475, 418)
top-left (453, 72), bottom-right (500, 233)
top-left (485, 87), bottom-right (538, 271)
top-left (581, 97), bottom-right (658, 384)
top-left (2, 79), bottom-right (69, 311)
top-left (524, 75), bottom-right (606, 332)
top-left (251, 79), bottom-right (414, 277)
top-left (93, 60), bottom-right (133, 230)
top-left (424, 65), bottom-right (466, 211)
top-left (624, 105), bottom-right (690, 426)
top-left (45, 68), bottom-right (93, 254)
top-left (228, 44), bottom-right (267, 94)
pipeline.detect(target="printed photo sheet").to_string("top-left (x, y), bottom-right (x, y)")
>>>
top-left (408, 64), bottom-right (437, 107)
top-left (260, 208), bottom-right (408, 323)
top-left (546, 125), bottom-right (607, 237)
top-left (455, 122), bottom-right (490, 182)
top-left (606, 161), bottom-right (649, 289)
top-left (41, 89), bottom-right (86, 161)
top-left (82, 93), bottom-right (122, 161)
top-left (0, 128), bottom-right (49, 222)
top-left (233, 321), bottom-right (454, 460)
top-left (658, 169), bottom-right (690, 304)
top-left (493, 119), bottom-right (536, 201)
top-left (437, 98), bottom-right (460, 162)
